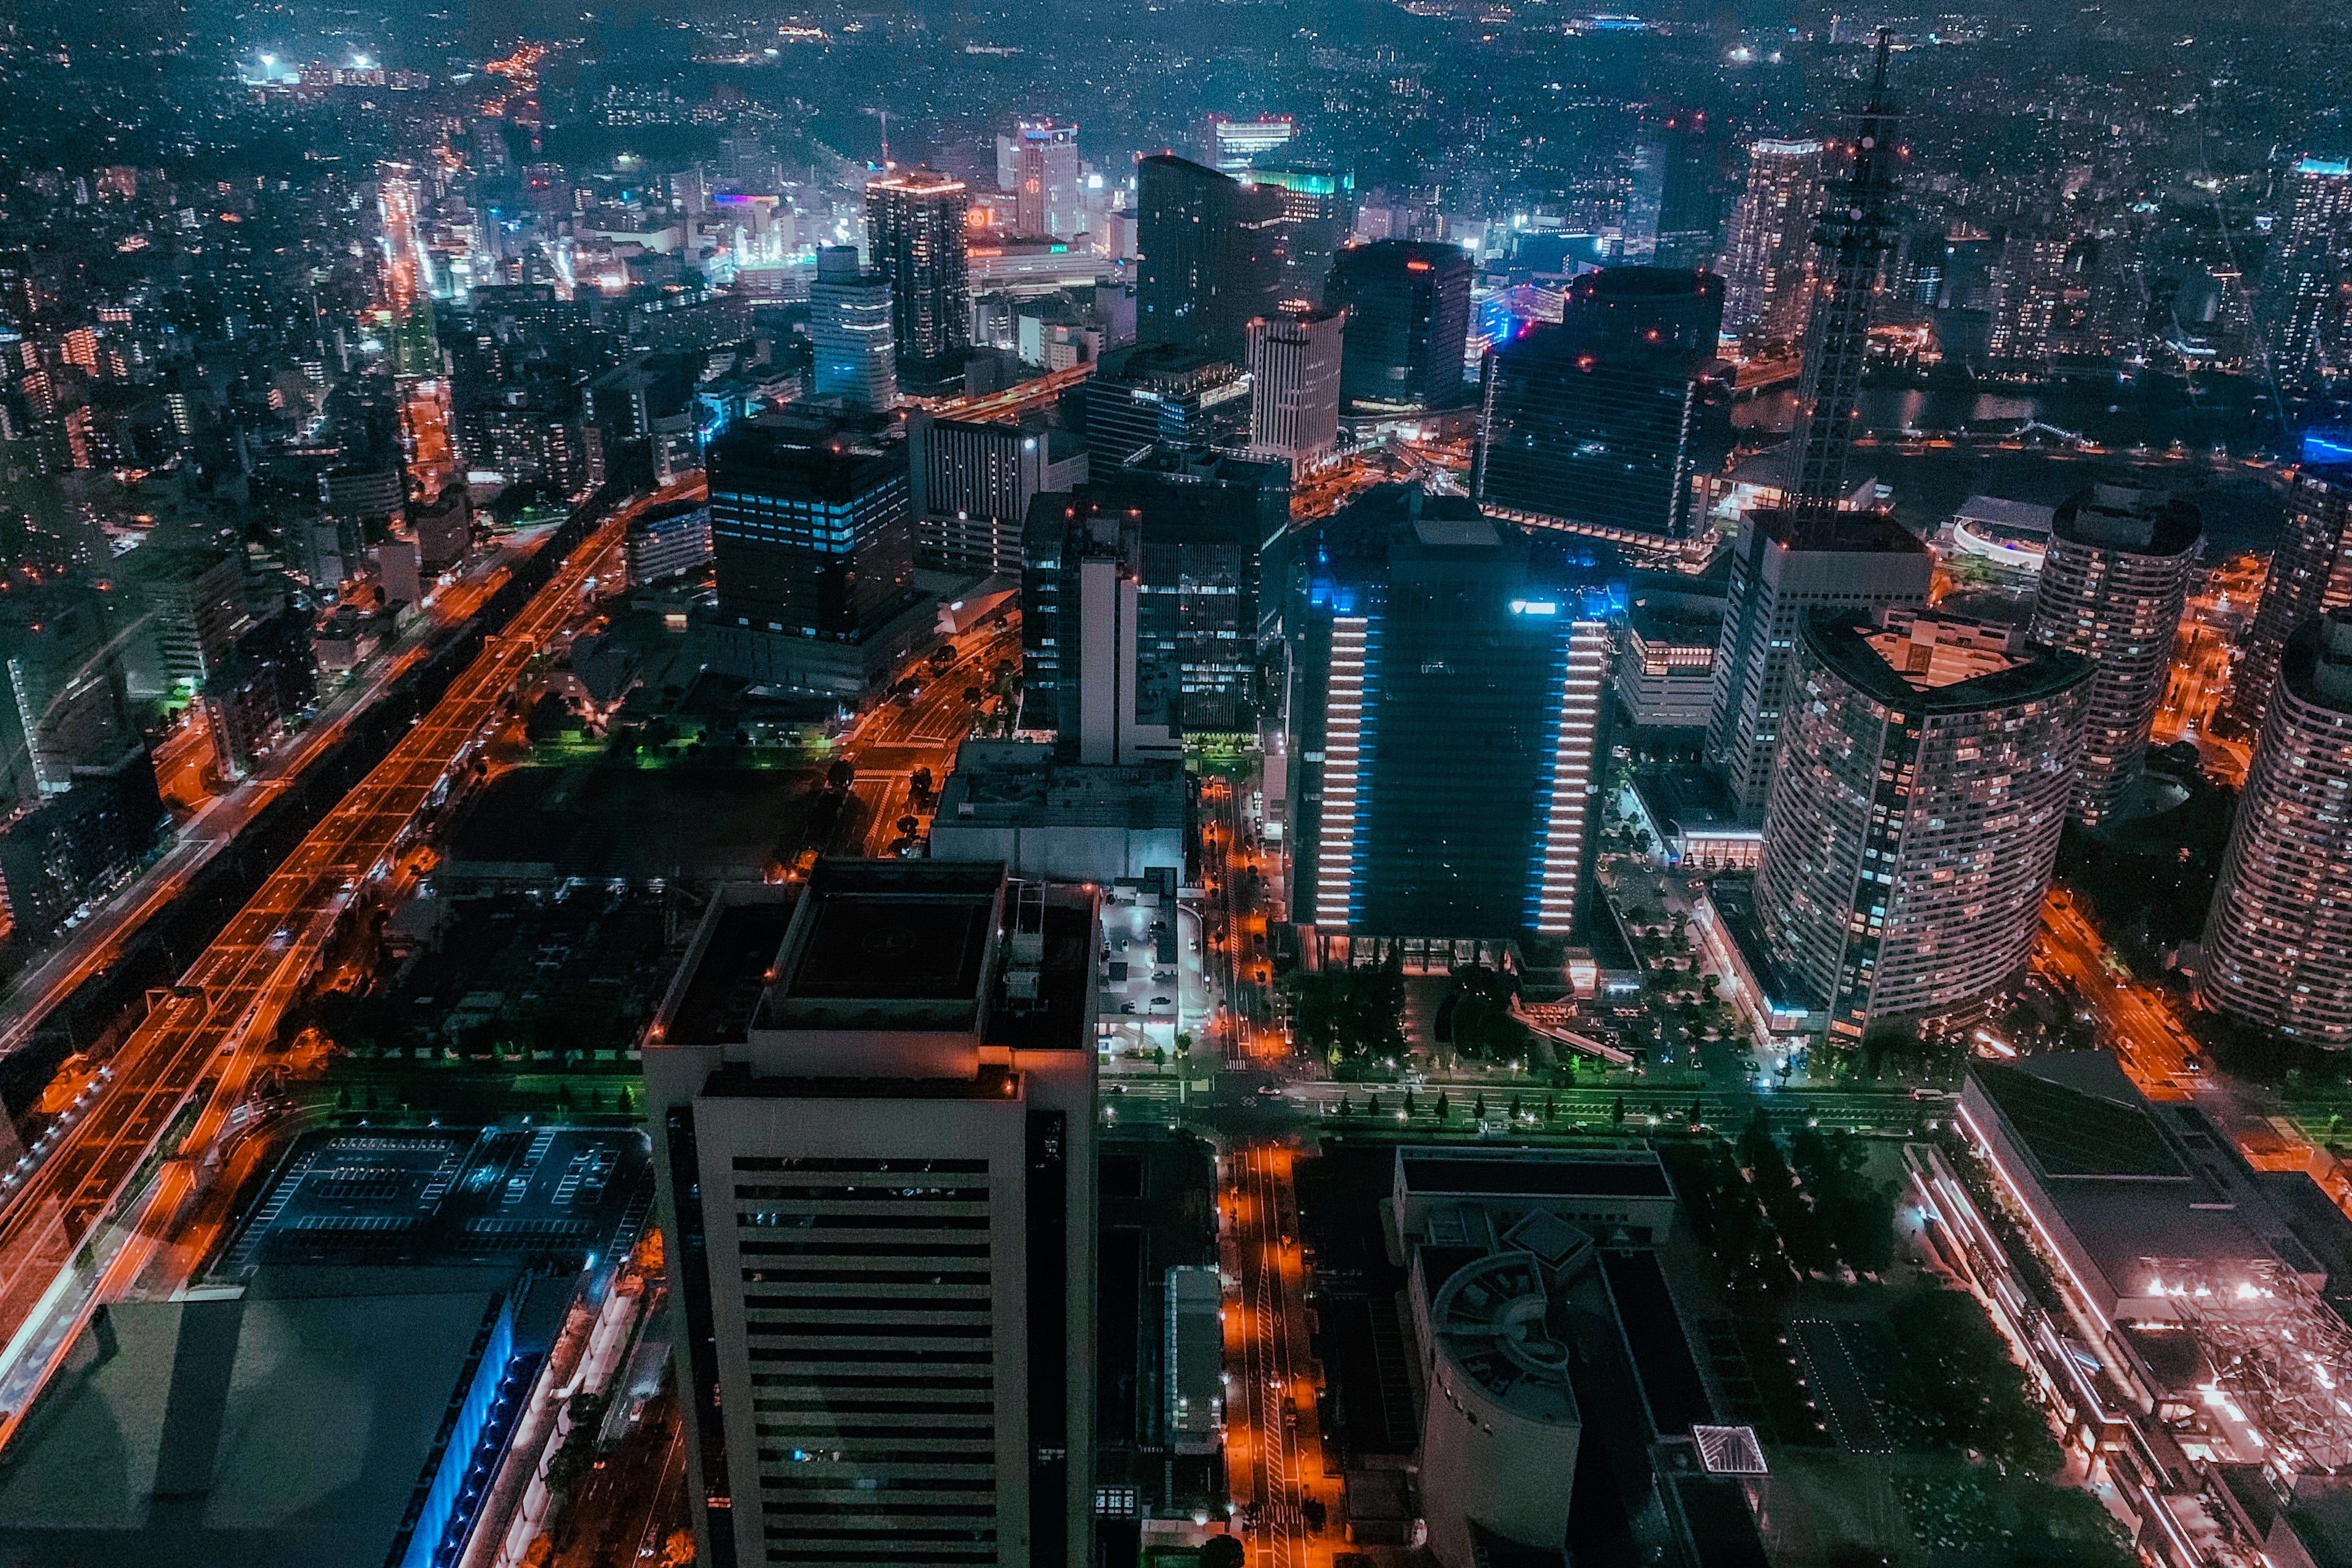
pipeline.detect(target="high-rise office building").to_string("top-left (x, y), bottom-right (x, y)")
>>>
top-left (2226, 457), bottom-right (2352, 734)
top-left (1199, 114), bottom-right (1294, 173)
top-left (1716, 138), bottom-right (1824, 340)
top-left (112, 541), bottom-right (246, 697)
top-left (1006, 121), bottom-right (1083, 238)
top-left (0, 578), bottom-right (141, 812)
top-left (1322, 240), bottom-right (1474, 414)
top-left (808, 246), bottom-right (897, 411)
top-left (2026, 481), bottom-right (2201, 827)
top-left (1788, 34), bottom-right (1902, 510)
top-left (2267, 156), bottom-right (2352, 392)
top-left (1066, 344), bottom-right (1253, 463)
top-left (1758, 609), bottom-right (2090, 1042)
top-left (1238, 167), bottom-right (1357, 304)
top-left (907, 410), bottom-right (1088, 576)
top-left (1707, 509), bottom-right (1933, 820)
top-left (1134, 156), bottom-right (1286, 362)
top-left (866, 168), bottom-right (971, 376)
top-left (1022, 450), bottom-right (1290, 736)
top-left (1477, 266), bottom-right (1732, 541)
top-left (703, 411), bottom-right (922, 696)
top-left (2201, 608), bottom-right (2352, 1045)
top-left (1287, 486), bottom-right (1621, 938)
top-left (1649, 111), bottom-right (1728, 273)
top-left (644, 860), bottom-right (1098, 1568)
top-left (1246, 306), bottom-right (1345, 469)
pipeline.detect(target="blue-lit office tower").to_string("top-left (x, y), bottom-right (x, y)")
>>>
top-left (1323, 241), bottom-right (1475, 414)
top-left (1476, 267), bottom-right (1732, 541)
top-left (1136, 155), bottom-right (1286, 362)
top-left (703, 410), bottom-right (922, 696)
top-left (1287, 486), bottom-right (1622, 938)
top-left (809, 246), bottom-right (897, 410)
top-left (1648, 111), bottom-right (1728, 273)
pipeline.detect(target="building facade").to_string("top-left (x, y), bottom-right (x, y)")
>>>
top-left (1706, 508), bottom-right (1933, 820)
top-left (866, 168), bottom-right (971, 375)
top-left (1134, 156), bottom-right (1286, 362)
top-left (1245, 306), bottom-right (1345, 469)
top-left (1323, 240), bottom-right (1474, 414)
top-left (2228, 459), bottom-right (2352, 734)
top-left (1758, 609), bottom-right (2090, 1040)
top-left (908, 412), bottom-right (1087, 577)
top-left (2201, 609), bottom-right (2352, 1045)
top-left (1287, 487), bottom-right (1620, 938)
top-left (1477, 266), bottom-right (1730, 541)
top-left (2026, 481), bottom-right (2201, 826)
top-left (1716, 138), bottom-right (1824, 340)
top-left (808, 246), bottom-right (897, 411)
top-left (644, 863), bottom-right (1098, 1568)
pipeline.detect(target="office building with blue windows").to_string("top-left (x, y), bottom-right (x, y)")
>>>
top-left (1286, 485), bottom-right (1623, 940)
top-left (701, 409), bottom-right (931, 699)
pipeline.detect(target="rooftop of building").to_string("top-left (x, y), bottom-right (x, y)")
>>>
top-left (2050, 481), bottom-right (2201, 556)
top-left (1398, 1145), bottom-right (1673, 1200)
top-left (1953, 494), bottom-right (2057, 537)
top-left (933, 739), bottom-right (1188, 832)
top-left (0, 1269), bottom-right (512, 1568)
top-left (1627, 598), bottom-right (1725, 648)
top-left (2276, 608), bottom-right (2352, 713)
top-left (1964, 1054), bottom-right (2352, 1298)
top-left (1753, 504), bottom-right (1928, 556)
top-left (1634, 768), bottom-right (1757, 842)
top-left (653, 861), bottom-right (1097, 1057)
top-left (1804, 606), bottom-right (2089, 714)
top-left (1428, 1238), bottom-right (1585, 1426)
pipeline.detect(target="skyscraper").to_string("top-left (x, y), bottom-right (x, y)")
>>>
top-left (1246, 306), bottom-right (1345, 469)
top-left (2026, 481), bottom-right (2201, 827)
top-left (2267, 156), bottom-right (2352, 392)
top-left (1788, 33), bottom-right (1902, 510)
top-left (907, 411), bottom-right (1088, 576)
top-left (1651, 111), bottom-right (1728, 273)
top-left (1477, 266), bottom-right (1732, 541)
top-left (644, 860), bottom-right (1099, 1568)
top-left (1135, 156), bottom-right (1286, 362)
top-left (2201, 608), bottom-right (2352, 1045)
top-left (1287, 486), bottom-right (1621, 938)
top-left (1022, 450), bottom-right (1291, 736)
top-left (865, 168), bottom-right (971, 375)
top-left (0, 579), bottom-right (140, 812)
top-left (703, 410), bottom-right (921, 696)
top-left (1758, 609), bottom-right (2090, 1042)
top-left (1007, 121), bottom-right (1083, 238)
top-left (1322, 240), bottom-right (1474, 413)
top-left (1716, 139), bottom-right (1824, 340)
top-left (2226, 457), bottom-right (2352, 734)
top-left (1239, 167), bottom-right (1357, 304)
top-left (808, 246), bottom-right (897, 410)
top-left (1707, 508), bottom-right (1933, 820)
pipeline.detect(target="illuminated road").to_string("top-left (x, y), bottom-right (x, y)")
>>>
top-left (0, 484), bottom-right (666, 1441)
top-left (1225, 1142), bottom-right (1333, 1567)
top-left (2035, 889), bottom-right (2203, 1098)
top-left (0, 532), bottom-right (549, 1063)
top-left (1201, 777), bottom-right (1281, 1065)
top-left (835, 621), bottom-right (1022, 858)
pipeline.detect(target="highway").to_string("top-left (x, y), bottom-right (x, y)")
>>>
top-left (0, 484), bottom-right (664, 1444)
top-left (0, 533), bottom-right (542, 1064)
